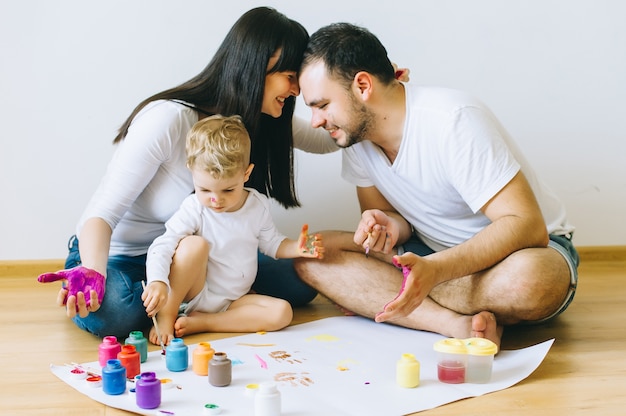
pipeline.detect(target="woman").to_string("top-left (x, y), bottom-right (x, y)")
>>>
top-left (38, 7), bottom-right (336, 339)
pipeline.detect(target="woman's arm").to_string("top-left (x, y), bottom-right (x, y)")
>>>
top-left (292, 116), bottom-right (339, 154)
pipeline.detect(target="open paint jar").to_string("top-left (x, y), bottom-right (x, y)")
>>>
top-left (433, 337), bottom-right (498, 384)
top-left (433, 338), bottom-right (467, 384)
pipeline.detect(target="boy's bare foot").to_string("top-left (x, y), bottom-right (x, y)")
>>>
top-left (174, 312), bottom-right (206, 338)
top-left (470, 311), bottom-right (503, 352)
top-left (148, 317), bottom-right (176, 346)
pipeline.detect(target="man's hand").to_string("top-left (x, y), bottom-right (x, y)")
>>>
top-left (375, 252), bottom-right (438, 322)
top-left (355, 209), bottom-right (399, 255)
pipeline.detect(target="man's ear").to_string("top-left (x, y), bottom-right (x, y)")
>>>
top-left (244, 163), bottom-right (255, 182)
top-left (353, 71), bottom-right (374, 101)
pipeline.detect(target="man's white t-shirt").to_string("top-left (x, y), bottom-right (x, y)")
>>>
top-left (342, 84), bottom-right (574, 252)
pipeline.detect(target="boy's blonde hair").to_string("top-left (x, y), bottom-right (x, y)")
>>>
top-left (186, 115), bottom-right (251, 178)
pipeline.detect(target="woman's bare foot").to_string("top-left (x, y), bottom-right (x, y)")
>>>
top-left (471, 311), bottom-right (503, 352)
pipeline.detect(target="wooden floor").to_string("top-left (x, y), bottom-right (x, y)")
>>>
top-left (1, 256), bottom-right (625, 415)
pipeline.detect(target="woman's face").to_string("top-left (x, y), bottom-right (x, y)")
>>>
top-left (261, 50), bottom-right (300, 118)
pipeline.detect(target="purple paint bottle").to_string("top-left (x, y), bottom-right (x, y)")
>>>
top-left (102, 359), bottom-right (127, 395)
top-left (98, 336), bottom-right (121, 367)
top-left (136, 372), bottom-right (161, 409)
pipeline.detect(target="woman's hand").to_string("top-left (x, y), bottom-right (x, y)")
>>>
top-left (38, 266), bottom-right (105, 317)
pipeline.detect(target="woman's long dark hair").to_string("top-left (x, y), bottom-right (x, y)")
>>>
top-left (114, 7), bottom-right (308, 208)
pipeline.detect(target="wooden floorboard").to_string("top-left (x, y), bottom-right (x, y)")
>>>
top-left (1, 256), bottom-right (625, 415)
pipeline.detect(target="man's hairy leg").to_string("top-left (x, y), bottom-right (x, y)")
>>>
top-left (429, 246), bottom-right (571, 325)
top-left (293, 231), bottom-right (503, 347)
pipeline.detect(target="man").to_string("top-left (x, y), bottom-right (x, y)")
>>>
top-left (294, 23), bottom-right (579, 349)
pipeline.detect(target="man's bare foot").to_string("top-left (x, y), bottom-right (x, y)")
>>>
top-left (471, 311), bottom-right (503, 352)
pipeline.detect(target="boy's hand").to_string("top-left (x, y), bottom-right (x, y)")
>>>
top-left (37, 266), bottom-right (105, 315)
top-left (141, 281), bottom-right (168, 317)
top-left (392, 62), bottom-right (410, 82)
top-left (298, 224), bottom-right (325, 259)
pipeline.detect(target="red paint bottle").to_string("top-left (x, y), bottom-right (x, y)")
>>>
top-left (98, 336), bottom-right (121, 367)
top-left (117, 344), bottom-right (141, 379)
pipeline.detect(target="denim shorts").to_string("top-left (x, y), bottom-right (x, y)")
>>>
top-left (398, 232), bottom-right (579, 324)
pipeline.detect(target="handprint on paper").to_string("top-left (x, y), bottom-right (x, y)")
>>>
top-left (274, 372), bottom-right (314, 387)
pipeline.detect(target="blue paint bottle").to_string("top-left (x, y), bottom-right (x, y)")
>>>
top-left (136, 372), bottom-right (161, 409)
top-left (165, 338), bottom-right (188, 372)
top-left (102, 359), bottom-right (127, 395)
top-left (125, 330), bottom-right (148, 363)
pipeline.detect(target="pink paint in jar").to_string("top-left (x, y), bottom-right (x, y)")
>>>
top-left (433, 338), bottom-right (468, 384)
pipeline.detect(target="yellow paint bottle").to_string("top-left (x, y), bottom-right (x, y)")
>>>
top-left (396, 353), bottom-right (420, 388)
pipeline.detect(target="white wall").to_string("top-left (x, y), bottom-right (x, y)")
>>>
top-left (1, 0), bottom-right (624, 260)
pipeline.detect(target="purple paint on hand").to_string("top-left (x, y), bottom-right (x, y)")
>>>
top-left (37, 266), bottom-right (105, 309)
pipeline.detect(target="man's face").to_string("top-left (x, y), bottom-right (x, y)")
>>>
top-left (299, 61), bottom-right (374, 148)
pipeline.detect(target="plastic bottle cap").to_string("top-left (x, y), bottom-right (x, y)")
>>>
top-left (245, 383), bottom-right (259, 397)
top-left (161, 378), bottom-right (175, 389)
top-left (85, 375), bottom-right (102, 387)
top-left (203, 403), bottom-right (221, 415)
top-left (465, 337), bottom-right (498, 355)
top-left (433, 338), bottom-right (467, 354)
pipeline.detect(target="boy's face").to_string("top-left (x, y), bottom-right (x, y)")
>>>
top-left (299, 60), bottom-right (372, 148)
top-left (191, 164), bottom-right (253, 213)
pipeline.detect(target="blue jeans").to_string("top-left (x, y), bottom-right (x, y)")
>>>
top-left (64, 236), bottom-right (317, 338)
top-left (254, 253), bottom-right (317, 306)
top-left (65, 236), bottom-right (151, 339)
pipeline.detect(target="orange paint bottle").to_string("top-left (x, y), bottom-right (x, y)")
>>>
top-left (117, 344), bottom-right (141, 379)
top-left (192, 342), bottom-right (215, 376)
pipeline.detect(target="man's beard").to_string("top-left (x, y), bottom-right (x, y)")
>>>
top-left (340, 99), bottom-right (375, 148)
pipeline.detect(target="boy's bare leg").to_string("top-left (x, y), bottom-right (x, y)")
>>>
top-left (149, 236), bottom-right (208, 346)
top-left (174, 294), bottom-right (293, 337)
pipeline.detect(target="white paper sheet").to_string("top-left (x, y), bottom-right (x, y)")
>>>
top-left (51, 316), bottom-right (553, 415)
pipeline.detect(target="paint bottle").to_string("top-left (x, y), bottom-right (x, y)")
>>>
top-left (102, 359), bottom-right (126, 395)
top-left (125, 331), bottom-right (148, 363)
top-left (135, 371), bottom-right (161, 409)
top-left (165, 338), bottom-right (189, 372)
top-left (396, 353), bottom-right (420, 388)
top-left (193, 342), bottom-right (215, 376)
top-left (117, 344), bottom-right (141, 379)
top-left (98, 336), bottom-right (122, 367)
top-left (434, 338), bottom-right (467, 384)
top-left (254, 381), bottom-right (281, 416)
top-left (208, 351), bottom-right (232, 387)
